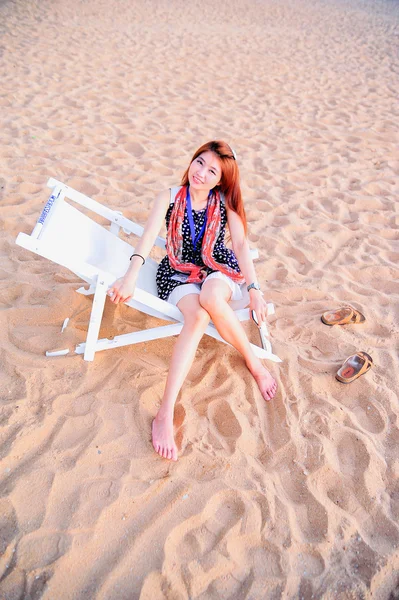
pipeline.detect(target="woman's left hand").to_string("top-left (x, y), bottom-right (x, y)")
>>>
top-left (249, 290), bottom-right (269, 326)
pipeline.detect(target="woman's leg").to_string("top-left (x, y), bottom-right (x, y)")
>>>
top-left (199, 279), bottom-right (277, 401)
top-left (152, 293), bottom-right (210, 461)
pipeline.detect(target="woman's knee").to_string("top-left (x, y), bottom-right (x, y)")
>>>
top-left (199, 282), bottom-right (230, 313)
top-left (184, 306), bottom-right (210, 331)
top-left (178, 296), bottom-right (210, 328)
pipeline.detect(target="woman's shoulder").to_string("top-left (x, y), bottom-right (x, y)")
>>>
top-left (169, 185), bottom-right (183, 204)
top-left (153, 189), bottom-right (173, 212)
top-left (154, 187), bottom-right (181, 204)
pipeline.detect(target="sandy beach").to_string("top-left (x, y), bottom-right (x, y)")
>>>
top-left (1, 0), bottom-right (399, 598)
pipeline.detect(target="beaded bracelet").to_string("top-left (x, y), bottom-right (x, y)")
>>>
top-left (130, 253), bottom-right (146, 265)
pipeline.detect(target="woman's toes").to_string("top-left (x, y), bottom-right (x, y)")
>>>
top-left (266, 383), bottom-right (276, 400)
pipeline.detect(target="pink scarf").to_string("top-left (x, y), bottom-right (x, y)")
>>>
top-left (166, 186), bottom-right (245, 284)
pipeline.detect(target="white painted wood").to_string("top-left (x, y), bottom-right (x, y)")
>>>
top-left (32, 185), bottom-right (65, 239)
top-left (84, 274), bottom-right (110, 361)
top-left (16, 233), bottom-right (99, 283)
top-left (75, 323), bottom-right (184, 355)
top-left (76, 285), bottom-right (96, 296)
top-left (47, 177), bottom-right (166, 249)
top-left (110, 211), bottom-right (122, 236)
top-left (46, 349), bottom-right (70, 357)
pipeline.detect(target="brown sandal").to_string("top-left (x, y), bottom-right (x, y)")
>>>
top-left (321, 306), bottom-right (365, 326)
top-left (336, 352), bottom-right (373, 383)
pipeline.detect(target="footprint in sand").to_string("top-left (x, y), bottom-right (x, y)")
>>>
top-left (323, 470), bottom-right (359, 514)
top-left (16, 530), bottom-right (70, 572)
top-left (291, 547), bottom-right (325, 578)
top-left (336, 431), bottom-right (370, 479)
top-left (158, 490), bottom-right (284, 598)
top-left (0, 497), bottom-right (18, 558)
top-left (10, 469), bottom-right (54, 531)
top-left (0, 354), bottom-right (27, 402)
top-left (51, 414), bottom-right (99, 456)
top-left (69, 478), bottom-right (121, 528)
top-left (279, 464), bottom-right (328, 543)
top-left (173, 403), bottom-right (186, 451)
top-left (340, 396), bottom-right (386, 435)
top-left (207, 399), bottom-right (242, 455)
top-left (124, 142), bottom-right (145, 157)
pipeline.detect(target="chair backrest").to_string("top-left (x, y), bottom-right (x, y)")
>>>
top-left (42, 199), bottom-right (131, 272)
top-left (33, 194), bottom-right (159, 296)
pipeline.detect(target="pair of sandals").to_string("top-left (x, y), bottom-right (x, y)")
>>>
top-left (321, 306), bottom-right (373, 384)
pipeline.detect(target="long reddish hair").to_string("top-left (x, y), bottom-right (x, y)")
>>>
top-left (181, 140), bottom-right (248, 235)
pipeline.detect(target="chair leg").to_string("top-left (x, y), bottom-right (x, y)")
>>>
top-left (75, 323), bottom-right (184, 355)
top-left (84, 276), bottom-right (108, 361)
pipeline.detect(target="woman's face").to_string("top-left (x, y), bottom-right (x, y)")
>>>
top-left (188, 151), bottom-right (222, 192)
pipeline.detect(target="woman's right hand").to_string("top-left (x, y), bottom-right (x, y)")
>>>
top-left (108, 276), bottom-right (136, 304)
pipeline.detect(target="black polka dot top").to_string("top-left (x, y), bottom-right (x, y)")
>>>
top-left (156, 186), bottom-right (241, 300)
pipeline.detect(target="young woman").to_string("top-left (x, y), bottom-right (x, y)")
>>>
top-left (108, 141), bottom-right (277, 461)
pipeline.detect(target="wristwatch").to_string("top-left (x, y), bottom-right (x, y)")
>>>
top-left (247, 282), bottom-right (261, 292)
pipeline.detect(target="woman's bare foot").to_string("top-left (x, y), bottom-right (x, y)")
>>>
top-left (152, 412), bottom-right (178, 461)
top-left (249, 362), bottom-right (277, 401)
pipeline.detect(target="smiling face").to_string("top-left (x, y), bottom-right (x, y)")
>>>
top-left (188, 150), bottom-right (222, 193)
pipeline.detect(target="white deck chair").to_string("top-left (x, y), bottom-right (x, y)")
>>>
top-left (15, 178), bottom-right (282, 363)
